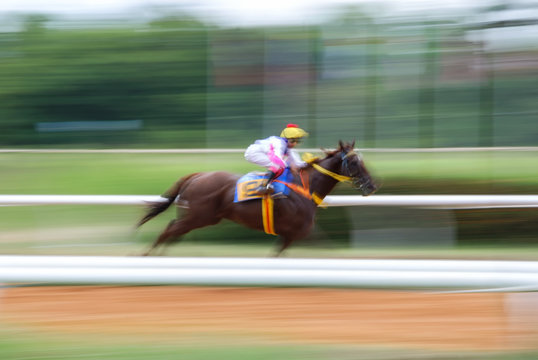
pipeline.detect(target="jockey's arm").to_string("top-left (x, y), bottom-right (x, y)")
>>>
top-left (286, 150), bottom-right (306, 175)
top-left (288, 150), bottom-right (307, 168)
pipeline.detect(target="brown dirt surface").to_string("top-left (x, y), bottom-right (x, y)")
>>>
top-left (1, 286), bottom-right (537, 350)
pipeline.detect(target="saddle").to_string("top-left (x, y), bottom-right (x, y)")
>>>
top-left (234, 168), bottom-right (293, 203)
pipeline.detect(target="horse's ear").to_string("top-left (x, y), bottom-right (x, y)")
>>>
top-left (351, 140), bottom-right (356, 149)
top-left (338, 140), bottom-right (344, 150)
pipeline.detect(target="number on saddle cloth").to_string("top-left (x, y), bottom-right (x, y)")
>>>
top-left (234, 168), bottom-right (293, 202)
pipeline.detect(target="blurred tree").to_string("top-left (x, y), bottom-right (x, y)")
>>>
top-left (0, 14), bottom-right (208, 146)
top-left (0, 6), bottom-right (536, 148)
top-left (21, 14), bottom-right (50, 34)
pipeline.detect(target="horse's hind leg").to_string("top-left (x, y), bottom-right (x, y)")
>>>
top-left (142, 219), bottom-right (178, 256)
top-left (143, 215), bottom-right (220, 256)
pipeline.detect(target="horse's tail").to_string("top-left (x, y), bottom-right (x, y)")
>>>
top-left (137, 173), bottom-right (200, 228)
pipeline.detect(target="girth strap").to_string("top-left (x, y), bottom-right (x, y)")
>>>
top-left (261, 195), bottom-right (277, 235)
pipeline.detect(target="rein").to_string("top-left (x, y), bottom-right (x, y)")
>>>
top-left (312, 163), bottom-right (351, 182)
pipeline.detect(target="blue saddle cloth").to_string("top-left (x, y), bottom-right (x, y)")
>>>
top-left (234, 168), bottom-right (293, 202)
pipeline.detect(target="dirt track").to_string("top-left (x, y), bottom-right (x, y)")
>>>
top-left (1, 286), bottom-right (537, 350)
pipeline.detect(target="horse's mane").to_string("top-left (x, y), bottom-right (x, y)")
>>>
top-left (301, 142), bottom-right (346, 170)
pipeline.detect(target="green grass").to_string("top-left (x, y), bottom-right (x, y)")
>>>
top-left (0, 153), bottom-right (256, 195)
top-left (1, 151), bottom-right (537, 195)
top-left (0, 328), bottom-right (537, 360)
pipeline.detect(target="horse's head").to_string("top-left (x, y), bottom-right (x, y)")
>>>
top-left (335, 140), bottom-right (378, 196)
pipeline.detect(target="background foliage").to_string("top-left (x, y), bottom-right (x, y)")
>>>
top-left (0, 4), bottom-right (536, 148)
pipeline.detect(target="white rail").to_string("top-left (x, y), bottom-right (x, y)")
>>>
top-left (1, 194), bottom-right (537, 209)
top-left (0, 256), bottom-right (537, 290)
top-left (1, 147), bottom-right (537, 153)
top-left (321, 195), bottom-right (538, 209)
top-left (2, 256), bottom-right (538, 273)
top-left (0, 195), bottom-right (157, 206)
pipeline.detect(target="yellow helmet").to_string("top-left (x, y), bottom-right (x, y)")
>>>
top-left (280, 124), bottom-right (308, 139)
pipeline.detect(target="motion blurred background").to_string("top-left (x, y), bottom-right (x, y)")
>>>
top-left (0, 0), bottom-right (537, 359)
top-left (0, 0), bottom-right (536, 148)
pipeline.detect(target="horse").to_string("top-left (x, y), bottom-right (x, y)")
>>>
top-left (137, 140), bottom-right (378, 256)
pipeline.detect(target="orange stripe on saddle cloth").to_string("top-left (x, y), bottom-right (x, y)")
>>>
top-left (274, 170), bottom-right (325, 206)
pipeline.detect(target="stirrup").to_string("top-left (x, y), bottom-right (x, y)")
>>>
top-left (255, 185), bottom-right (274, 195)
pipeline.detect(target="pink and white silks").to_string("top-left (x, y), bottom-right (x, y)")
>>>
top-left (244, 136), bottom-right (305, 176)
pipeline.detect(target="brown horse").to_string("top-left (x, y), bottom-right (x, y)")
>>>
top-left (137, 140), bottom-right (377, 256)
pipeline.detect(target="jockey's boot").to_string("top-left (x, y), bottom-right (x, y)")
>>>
top-left (254, 171), bottom-right (276, 195)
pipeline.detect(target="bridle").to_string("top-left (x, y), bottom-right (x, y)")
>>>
top-left (277, 147), bottom-right (374, 206)
top-left (313, 149), bottom-right (372, 192)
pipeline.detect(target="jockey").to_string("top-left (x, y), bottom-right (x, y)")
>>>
top-left (244, 123), bottom-right (308, 195)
